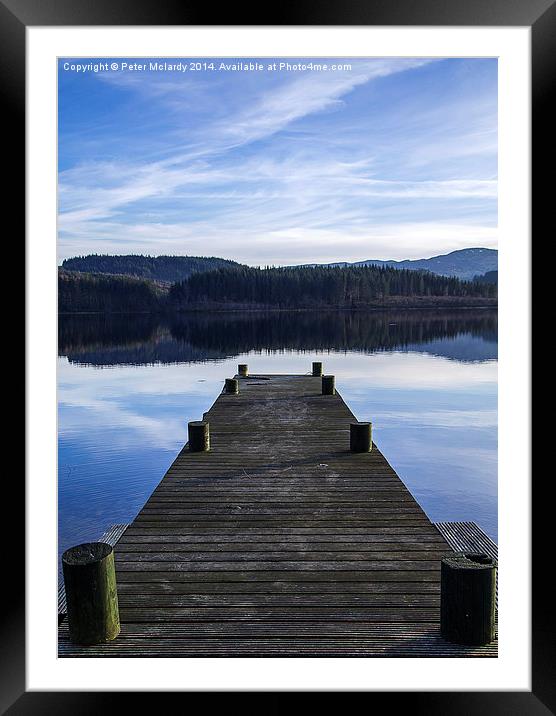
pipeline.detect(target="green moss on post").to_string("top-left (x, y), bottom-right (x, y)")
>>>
top-left (225, 378), bottom-right (239, 394)
top-left (312, 361), bottom-right (323, 376)
top-left (238, 364), bottom-right (249, 377)
top-left (62, 542), bottom-right (120, 645)
top-left (350, 422), bottom-right (372, 452)
top-left (188, 420), bottom-right (210, 451)
top-left (322, 375), bottom-right (335, 395)
top-left (441, 552), bottom-right (497, 645)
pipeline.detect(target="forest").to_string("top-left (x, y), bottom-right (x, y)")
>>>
top-left (59, 263), bottom-right (497, 313)
top-left (473, 270), bottom-right (498, 284)
top-left (58, 269), bottom-right (168, 313)
top-left (169, 264), bottom-right (497, 309)
top-left (61, 254), bottom-right (239, 284)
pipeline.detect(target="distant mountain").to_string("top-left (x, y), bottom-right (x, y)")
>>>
top-left (61, 254), bottom-right (241, 284)
top-left (62, 249), bottom-right (497, 283)
top-left (297, 248), bottom-right (498, 281)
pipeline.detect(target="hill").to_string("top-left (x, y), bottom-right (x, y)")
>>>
top-left (298, 248), bottom-right (498, 281)
top-left (61, 254), bottom-right (241, 284)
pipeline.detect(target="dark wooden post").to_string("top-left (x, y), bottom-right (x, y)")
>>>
top-left (238, 364), bottom-right (248, 377)
top-left (188, 420), bottom-right (210, 451)
top-left (225, 378), bottom-right (239, 394)
top-left (441, 552), bottom-right (497, 645)
top-left (312, 361), bottom-right (323, 376)
top-left (350, 422), bottom-right (372, 452)
top-left (322, 375), bottom-right (335, 395)
top-left (62, 542), bottom-right (120, 645)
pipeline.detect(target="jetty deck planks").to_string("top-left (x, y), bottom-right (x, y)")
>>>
top-left (59, 374), bottom-right (497, 657)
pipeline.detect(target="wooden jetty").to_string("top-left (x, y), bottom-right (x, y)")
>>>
top-left (59, 372), bottom-right (497, 657)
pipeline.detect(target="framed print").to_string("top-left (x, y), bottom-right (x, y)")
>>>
top-left (12, 0), bottom-right (547, 711)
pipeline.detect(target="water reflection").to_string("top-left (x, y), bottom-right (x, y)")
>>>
top-left (59, 309), bottom-right (497, 366)
top-left (58, 309), bottom-right (497, 569)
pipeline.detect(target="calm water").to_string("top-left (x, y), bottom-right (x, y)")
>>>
top-left (58, 309), bottom-right (498, 570)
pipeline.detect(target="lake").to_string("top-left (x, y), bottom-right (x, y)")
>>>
top-left (58, 309), bottom-right (497, 571)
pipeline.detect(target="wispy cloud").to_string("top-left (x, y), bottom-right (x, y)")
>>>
top-left (58, 57), bottom-right (497, 262)
top-left (212, 59), bottom-right (431, 147)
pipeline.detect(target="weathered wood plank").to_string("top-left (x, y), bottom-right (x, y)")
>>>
top-left (59, 619), bottom-right (498, 658)
top-left (113, 550), bottom-right (448, 561)
top-left (122, 526), bottom-right (443, 536)
top-left (434, 521), bottom-right (498, 561)
top-left (116, 541), bottom-right (449, 551)
top-left (115, 594), bottom-right (439, 608)
top-left (114, 607), bottom-right (441, 622)
top-left (114, 569), bottom-right (442, 583)
top-left (116, 581), bottom-right (441, 595)
top-left (113, 560), bottom-right (442, 571)
top-left (117, 534), bottom-right (447, 545)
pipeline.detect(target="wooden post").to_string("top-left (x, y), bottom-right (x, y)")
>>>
top-left (312, 361), bottom-right (323, 377)
top-left (322, 375), bottom-right (335, 395)
top-left (188, 420), bottom-right (210, 451)
top-left (441, 552), bottom-right (497, 645)
top-left (313, 361), bottom-right (322, 378)
top-left (225, 378), bottom-right (239, 394)
top-left (238, 364), bottom-right (249, 377)
top-left (62, 542), bottom-right (120, 645)
top-left (350, 422), bottom-right (372, 452)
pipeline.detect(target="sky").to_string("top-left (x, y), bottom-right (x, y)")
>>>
top-left (58, 57), bottom-right (497, 265)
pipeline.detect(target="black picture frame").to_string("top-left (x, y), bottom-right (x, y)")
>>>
top-left (11, 0), bottom-right (545, 712)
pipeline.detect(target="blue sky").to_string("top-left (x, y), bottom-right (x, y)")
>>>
top-left (58, 57), bottom-right (497, 265)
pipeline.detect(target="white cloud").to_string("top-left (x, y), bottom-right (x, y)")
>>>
top-left (59, 215), bottom-right (497, 265)
top-left (214, 59), bottom-right (431, 147)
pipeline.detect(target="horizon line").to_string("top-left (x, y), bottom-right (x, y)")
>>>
top-left (58, 245), bottom-right (498, 268)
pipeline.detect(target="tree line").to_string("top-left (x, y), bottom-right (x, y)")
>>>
top-left (59, 263), bottom-right (497, 314)
top-left (169, 264), bottom-right (497, 309)
top-left (61, 254), bottom-right (239, 284)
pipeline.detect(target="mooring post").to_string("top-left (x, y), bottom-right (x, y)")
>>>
top-left (238, 364), bottom-right (249, 377)
top-left (188, 420), bottom-right (210, 451)
top-left (350, 421), bottom-right (372, 452)
top-left (224, 378), bottom-right (239, 394)
top-left (440, 552), bottom-right (497, 645)
top-left (322, 375), bottom-right (335, 395)
top-left (312, 361), bottom-right (323, 376)
top-left (62, 542), bottom-right (120, 645)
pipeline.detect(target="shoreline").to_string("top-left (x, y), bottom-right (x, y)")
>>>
top-left (59, 303), bottom-right (497, 316)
